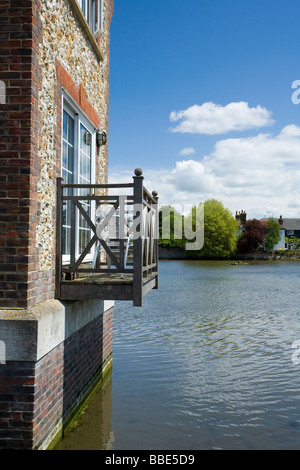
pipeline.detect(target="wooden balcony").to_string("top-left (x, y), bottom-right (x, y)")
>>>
top-left (55, 169), bottom-right (159, 307)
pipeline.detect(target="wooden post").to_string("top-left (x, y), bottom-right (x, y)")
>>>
top-left (119, 195), bottom-right (125, 272)
top-left (55, 178), bottom-right (63, 298)
top-left (70, 200), bottom-right (76, 270)
top-left (152, 191), bottom-right (159, 290)
top-left (133, 168), bottom-right (144, 307)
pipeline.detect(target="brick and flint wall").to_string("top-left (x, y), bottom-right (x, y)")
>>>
top-left (0, 0), bottom-right (115, 449)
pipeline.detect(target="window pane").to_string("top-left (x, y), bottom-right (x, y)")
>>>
top-left (91, 0), bottom-right (96, 33)
top-left (68, 114), bottom-right (74, 143)
top-left (79, 0), bottom-right (102, 34)
top-left (80, 0), bottom-right (88, 19)
top-left (62, 140), bottom-right (68, 173)
top-left (62, 111), bottom-right (74, 178)
top-left (78, 123), bottom-right (92, 255)
top-left (79, 124), bottom-right (91, 184)
top-left (62, 110), bottom-right (75, 257)
top-left (63, 113), bottom-right (68, 141)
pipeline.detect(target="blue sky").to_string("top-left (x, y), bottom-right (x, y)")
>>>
top-left (108, 0), bottom-right (300, 218)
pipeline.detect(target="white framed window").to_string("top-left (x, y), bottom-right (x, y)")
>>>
top-left (61, 98), bottom-right (96, 263)
top-left (78, 0), bottom-right (103, 35)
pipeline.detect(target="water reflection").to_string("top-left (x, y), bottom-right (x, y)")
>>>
top-left (56, 369), bottom-right (114, 450)
top-left (57, 260), bottom-right (300, 450)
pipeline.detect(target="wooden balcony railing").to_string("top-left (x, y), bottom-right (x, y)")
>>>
top-left (55, 169), bottom-right (159, 306)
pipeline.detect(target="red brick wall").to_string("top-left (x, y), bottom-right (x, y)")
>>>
top-left (0, 361), bottom-right (36, 449)
top-left (0, 306), bottom-right (113, 450)
top-left (0, 0), bottom-right (44, 308)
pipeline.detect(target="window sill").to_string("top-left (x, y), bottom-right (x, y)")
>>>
top-left (69, 0), bottom-right (104, 62)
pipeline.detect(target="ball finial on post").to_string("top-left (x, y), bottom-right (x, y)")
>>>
top-left (134, 168), bottom-right (143, 177)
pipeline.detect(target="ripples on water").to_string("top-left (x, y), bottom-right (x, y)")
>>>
top-left (57, 260), bottom-right (300, 450)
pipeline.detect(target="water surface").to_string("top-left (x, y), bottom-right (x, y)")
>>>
top-left (57, 260), bottom-right (300, 450)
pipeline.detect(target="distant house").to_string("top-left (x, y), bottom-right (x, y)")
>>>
top-left (278, 216), bottom-right (300, 249)
top-left (255, 216), bottom-right (300, 250)
top-left (258, 216), bottom-right (300, 250)
top-left (236, 212), bottom-right (300, 251)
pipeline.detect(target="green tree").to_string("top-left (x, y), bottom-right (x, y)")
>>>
top-left (159, 205), bottom-right (184, 249)
top-left (285, 236), bottom-right (300, 250)
top-left (186, 199), bottom-right (239, 258)
top-left (265, 218), bottom-right (281, 251)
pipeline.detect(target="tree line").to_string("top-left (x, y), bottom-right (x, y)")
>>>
top-left (159, 199), bottom-right (284, 258)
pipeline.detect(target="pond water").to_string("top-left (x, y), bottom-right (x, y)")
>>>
top-left (56, 260), bottom-right (300, 450)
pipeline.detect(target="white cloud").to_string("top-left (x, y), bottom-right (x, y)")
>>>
top-left (109, 124), bottom-right (300, 219)
top-left (169, 101), bottom-right (274, 135)
top-left (179, 147), bottom-right (196, 156)
top-left (167, 160), bottom-right (216, 194)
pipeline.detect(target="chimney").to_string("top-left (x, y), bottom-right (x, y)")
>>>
top-left (279, 215), bottom-right (283, 225)
top-left (235, 210), bottom-right (247, 223)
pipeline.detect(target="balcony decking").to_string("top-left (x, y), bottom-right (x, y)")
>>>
top-left (55, 169), bottom-right (159, 306)
top-left (59, 272), bottom-right (157, 303)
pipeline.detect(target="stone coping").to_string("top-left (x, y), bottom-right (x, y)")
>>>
top-left (0, 299), bottom-right (114, 362)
